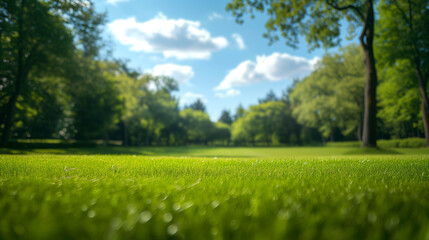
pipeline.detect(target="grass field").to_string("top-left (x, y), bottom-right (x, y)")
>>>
top-left (1, 147), bottom-right (429, 239)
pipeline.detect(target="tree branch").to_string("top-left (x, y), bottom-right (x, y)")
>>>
top-left (359, 10), bottom-right (369, 50)
top-left (326, 0), bottom-right (365, 21)
top-left (393, 0), bottom-right (411, 27)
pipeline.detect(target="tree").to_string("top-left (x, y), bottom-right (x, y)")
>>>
top-left (227, 0), bottom-right (379, 147)
top-left (378, 60), bottom-right (422, 138)
top-left (179, 108), bottom-right (213, 144)
top-left (8, 74), bottom-right (69, 139)
top-left (232, 101), bottom-right (296, 145)
top-left (62, 57), bottom-right (122, 141)
top-left (218, 110), bottom-right (233, 125)
top-left (290, 44), bottom-right (365, 141)
top-left (186, 99), bottom-right (206, 113)
top-left (116, 72), bottom-right (179, 146)
top-left (0, 0), bottom-right (76, 145)
top-left (143, 76), bottom-right (179, 145)
top-left (376, 0), bottom-right (429, 146)
top-left (258, 90), bottom-right (278, 103)
top-left (212, 122), bottom-right (231, 145)
top-left (234, 104), bottom-right (247, 120)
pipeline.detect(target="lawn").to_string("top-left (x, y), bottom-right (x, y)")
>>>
top-left (1, 147), bottom-right (429, 239)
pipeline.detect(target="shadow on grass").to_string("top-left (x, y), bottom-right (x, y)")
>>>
top-left (343, 147), bottom-right (402, 155)
top-left (0, 147), bottom-right (151, 155)
top-left (0, 146), bottom-right (255, 158)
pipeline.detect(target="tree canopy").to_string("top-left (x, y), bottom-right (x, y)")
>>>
top-left (226, 0), bottom-right (379, 147)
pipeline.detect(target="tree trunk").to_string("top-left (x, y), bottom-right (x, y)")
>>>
top-left (357, 120), bottom-right (362, 142)
top-left (416, 69), bottom-right (429, 146)
top-left (361, 0), bottom-right (378, 148)
top-left (144, 122), bottom-right (151, 146)
top-left (122, 121), bottom-right (128, 146)
top-left (1, 0), bottom-right (26, 147)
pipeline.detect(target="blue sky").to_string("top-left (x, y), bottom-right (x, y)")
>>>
top-left (94, 0), bottom-right (355, 120)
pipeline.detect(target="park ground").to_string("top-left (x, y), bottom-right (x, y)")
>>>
top-left (1, 146), bottom-right (429, 239)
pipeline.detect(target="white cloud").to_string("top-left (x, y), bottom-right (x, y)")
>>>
top-left (215, 53), bottom-right (320, 90)
top-left (208, 12), bottom-right (223, 21)
top-left (108, 13), bottom-right (228, 60)
top-left (148, 64), bottom-right (194, 86)
top-left (180, 92), bottom-right (207, 106)
top-left (232, 33), bottom-right (246, 50)
top-left (106, 0), bottom-right (129, 5)
top-left (215, 89), bottom-right (241, 98)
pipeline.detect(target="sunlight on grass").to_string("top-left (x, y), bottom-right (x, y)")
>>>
top-left (1, 150), bottom-right (429, 239)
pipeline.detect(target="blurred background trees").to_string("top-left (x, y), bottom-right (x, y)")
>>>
top-left (0, 0), bottom-right (428, 147)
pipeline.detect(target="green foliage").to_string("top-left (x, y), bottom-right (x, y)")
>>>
top-left (65, 58), bottom-right (122, 140)
top-left (232, 101), bottom-right (297, 145)
top-left (226, 0), bottom-right (365, 50)
top-left (1, 152), bottom-right (429, 239)
top-left (377, 60), bottom-right (422, 138)
top-left (290, 44), bottom-right (365, 140)
top-left (212, 122), bottom-right (231, 145)
top-left (376, 0), bottom-right (429, 79)
top-left (233, 104), bottom-right (247, 120)
top-left (11, 75), bottom-right (68, 139)
top-left (186, 99), bottom-right (206, 113)
top-left (218, 110), bottom-right (233, 125)
top-left (258, 89), bottom-right (278, 103)
top-left (0, 0), bottom-right (111, 143)
top-left (375, 0), bottom-right (429, 142)
top-left (179, 108), bottom-right (213, 144)
top-left (116, 73), bottom-right (180, 145)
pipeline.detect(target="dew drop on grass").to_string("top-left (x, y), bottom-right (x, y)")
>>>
top-left (211, 200), bottom-right (220, 208)
top-left (173, 203), bottom-right (181, 211)
top-left (182, 201), bottom-right (193, 210)
top-left (167, 224), bottom-right (178, 235)
top-left (89, 199), bottom-right (97, 206)
top-left (159, 202), bottom-right (166, 210)
top-left (163, 212), bottom-right (173, 222)
top-left (81, 204), bottom-right (88, 212)
top-left (88, 210), bottom-right (96, 218)
top-left (139, 211), bottom-right (152, 223)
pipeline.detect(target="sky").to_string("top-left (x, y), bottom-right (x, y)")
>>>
top-left (93, 0), bottom-right (355, 121)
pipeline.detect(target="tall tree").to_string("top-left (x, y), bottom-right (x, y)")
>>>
top-left (186, 99), bottom-right (206, 113)
top-left (376, 0), bottom-right (429, 146)
top-left (258, 90), bottom-right (278, 103)
top-left (0, 0), bottom-right (75, 145)
top-left (227, 0), bottom-right (379, 147)
top-left (378, 60), bottom-right (422, 138)
top-left (0, 0), bottom-right (103, 145)
top-left (231, 101), bottom-right (295, 145)
top-left (234, 104), bottom-right (247, 120)
top-left (290, 44), bottom-right (365, 141)
top-left (218, 110), bottom-right (233, 125)
top-left (180, 108), bottom-right (213, 144)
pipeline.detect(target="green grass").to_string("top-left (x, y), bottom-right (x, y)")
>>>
top-left (1, 147), bottom-right (429, 239)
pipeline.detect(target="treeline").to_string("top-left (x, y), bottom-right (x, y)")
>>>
top-left (1, 0), bottom-right (428, 146)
